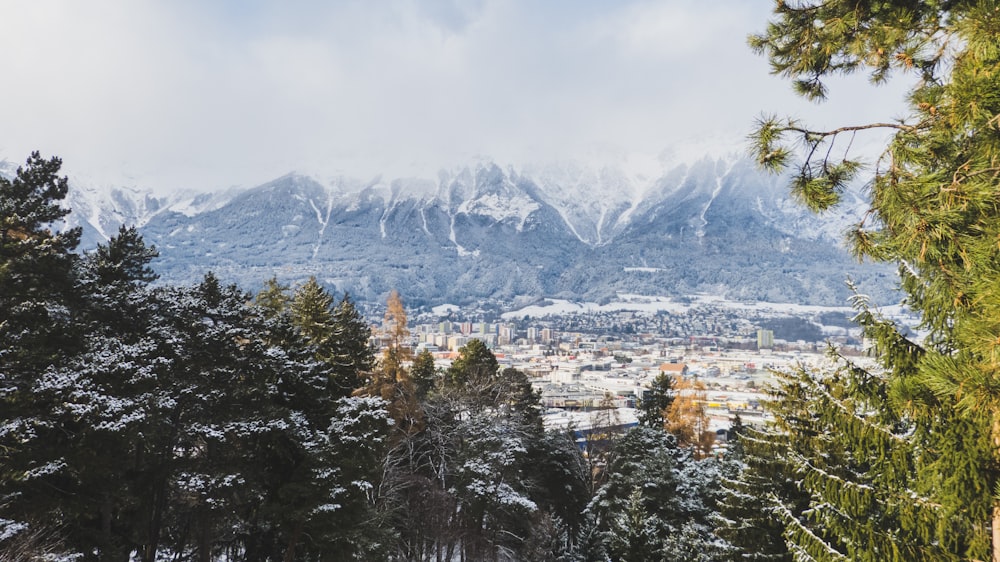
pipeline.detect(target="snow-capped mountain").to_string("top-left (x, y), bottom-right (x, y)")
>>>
top-left (50, 155), bottom-right (895, 307)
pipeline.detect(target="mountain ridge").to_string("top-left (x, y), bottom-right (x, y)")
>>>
top-left (3, 154), bottom-right (897, 307)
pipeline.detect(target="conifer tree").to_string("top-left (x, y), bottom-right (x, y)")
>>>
top-left (290, 276), bottom-right (336, 349)
top-left (749, 2), bottom-right (1000, 558)
top-left (713, 417), bottom-right (793, 562)
top-left (330, 292), bottom-right (375, 391)
top-left (586, 427), bottom-right (722, 561)
top-left (367, 290), bottom-right (422, 436)
top-left (637, 372), bottom-right (675, 428)
top-left (67, 226), bottom-right (161, 560)
top-left (410, 348), bottom-right (439, 399)
top-left (0, 152), bottom-right (83, 554)
top-left (383, 289), bottom-right (410, 358)
top-left (290, 278), bottom-right (372, 394)
top-left (385, 339), bottom-right (580, 561)
top-left (254, 276), bottom-right (290, 320)
top-left (445, 338), bottom-right (499, 388)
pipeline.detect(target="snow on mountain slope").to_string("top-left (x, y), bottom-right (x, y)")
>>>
top-left (3, 151), bottom-right (895, 306)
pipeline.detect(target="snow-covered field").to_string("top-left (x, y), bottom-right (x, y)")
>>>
top-left (501, 292), bottom-right (913, 320)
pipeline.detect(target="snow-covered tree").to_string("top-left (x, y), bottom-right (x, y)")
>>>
top-left (0, 152), bottom-right (84, 557)
top-left (384, 340), bottom-right (586, 561)
top-left (586, 427), bottom-right (725, 561)
top-left (637, 372), bottom-right (675, 429)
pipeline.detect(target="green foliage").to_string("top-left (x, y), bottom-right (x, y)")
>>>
top-left (586, 427), bottom-right (724, 561)
top-left (713, 416), bottom-right (794, 562)
top-left (290, 278), bottom-right (374, 394)
top-left (758, 350), bottom-right (992, 560)
top-left (750, 2), bottom-right (1000, 558)
top-left (381, 338), bottom-right (587, 561)
top-left (253, 276), bottom-right (290, 320)
top-left (0, 152), bottom-right (82, 368)
top-left (329, 291), bottom-right (376, 390)
top-left (0, 170), bottom-right (394, 560)
top-left (410, 348), bottom-right (439, 399)
top-left (290, 276), bottom-right (336, 344)
top-left (637, 373), bottom-right (675, 428)
top-left (446, 338), bottom-right (499, 387)
top-left (0, 153), bottom-right (87, 555)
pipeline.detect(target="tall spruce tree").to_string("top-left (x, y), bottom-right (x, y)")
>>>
top-left (750, 2), bottom-right (1000, 559)
top-left (64, 226), bottom-right (161, 561)
top-left (290, 278), bottom-right (373, 395)
top-left (713, 416), bottom-right (794, 562)
top-left (330, 292), bottom-right (375, 392)
top-left (254, 276), bottom-right (291, 321)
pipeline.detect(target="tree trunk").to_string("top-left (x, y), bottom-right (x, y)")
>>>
top-left (283, 521), bottom-right (304, 562)
top-left (993, 503), bottom-right (1000, 562)
top-left (993, 415), bottom-right (1000, 562)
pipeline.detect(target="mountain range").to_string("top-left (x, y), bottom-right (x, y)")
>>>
top-left (4, 154), bottom-right (898, 308)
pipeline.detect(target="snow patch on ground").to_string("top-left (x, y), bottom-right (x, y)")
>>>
top-left (432, 304), bottom-right (461, 315)
top-left (502, 293), bottom-right (914, 320)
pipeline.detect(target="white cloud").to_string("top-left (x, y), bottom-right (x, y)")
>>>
top-left (0, 0), bottom-right (912, 193)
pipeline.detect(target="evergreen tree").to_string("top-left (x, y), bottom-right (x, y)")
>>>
top-left (329, 292), bottom-right (375, 392)
top-left (637, 372), bottom-right (675, 428)
top-left (445, 338), bottom-right (499, 388)
top-left (0, 152), bottom-right (83, 554)
top-left (749, 2), bottom-right (1000, 558)
top-left (289, 275), bottom-right (336, 352)
top-left (385, 339), bottom-right (585, 561)
top-left (586, 427), bottom-right (723, 561)
top-left (67, 226), bottom-right (161, 561)
top-left (290, 278), bottom-right (373, 395)
top-left (410, 348), bottom-right (438, 399)
top-left (253, 276), bottom-right (290, 321)
top-left (713, 417), bottom-right (795, 562)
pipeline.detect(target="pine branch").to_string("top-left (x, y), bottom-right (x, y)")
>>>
top-left (782, 121), bottom-right (924, 136)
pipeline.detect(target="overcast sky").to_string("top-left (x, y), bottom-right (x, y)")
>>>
top-left (0, 0), bottom-right (912, 194)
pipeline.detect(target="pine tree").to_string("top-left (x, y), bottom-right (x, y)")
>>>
top-left (68, 226), bottom-right (161, 561)
top-left (253, 276), bottom-right (290, 320)
top-left (587, 427), bottom-right (723, 561)
top-left (0, 152), bottom-right (84, 555)
top-left (410, 348), bottom-right (439, 399)
top-left (638, 372), bottom-right (675, 428)
top-left (290, 276), bottom-right (336, 348)
top-left (758, 343), bottom-right (989, 561)
top-left (384, 339), bottom-right (583, 561)
top-left (329, 292), bottom-right (375, 392)
top-left (290, 278), bottom-right (373, 395)
top-left (713, 416), bottom-right (793, 562)
top-left (749, 3), bottom-right (1000, 559)
top-left (446, 338), bottom-right (499, 388)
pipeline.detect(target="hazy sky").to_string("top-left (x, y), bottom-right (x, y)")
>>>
top-left (0, 1), bottom-right (912, 193)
